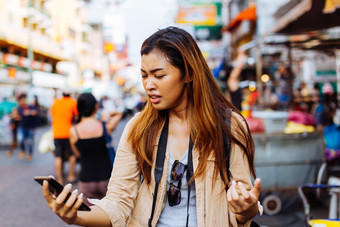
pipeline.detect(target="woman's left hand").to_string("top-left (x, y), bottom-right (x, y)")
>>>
top-left (227, 178), bottom-right (261, 222)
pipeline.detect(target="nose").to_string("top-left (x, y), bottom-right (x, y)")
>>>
top-left (144, 78), bottom-right (156, 91)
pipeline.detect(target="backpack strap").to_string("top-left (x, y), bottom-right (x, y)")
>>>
top-left (148, 116), bottom-right (169, 227)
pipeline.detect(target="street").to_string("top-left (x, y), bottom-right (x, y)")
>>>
top-left (0, 117), bottom-right (129, 227)
top-left (0, 117), bottom-right (329, 227)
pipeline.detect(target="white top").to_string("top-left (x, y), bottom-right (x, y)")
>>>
top-left (157, 151), bottom-right (198, 227)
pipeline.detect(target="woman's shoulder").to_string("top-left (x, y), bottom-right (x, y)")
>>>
top-left (228, 109), bottom-right (248, 130)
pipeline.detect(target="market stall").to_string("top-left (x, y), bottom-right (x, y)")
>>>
top-left (250, 111), bottom-right (324, 215)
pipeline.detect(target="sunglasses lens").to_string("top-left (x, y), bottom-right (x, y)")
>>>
top-left (168, 185), bottom-right (181, 206)
top-left (168, 160), bottom-right (186, 206)
top-left (171, 161), bottom-right (185, 181)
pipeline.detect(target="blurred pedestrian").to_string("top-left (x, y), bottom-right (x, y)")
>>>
top-left (277, 64), bottom-right (292, 110)
top-left (50, 90), bottom-right (78, 185)
top-left (69, 93), bottom-right (122, 206)
top-left (263, 86), bottom-right (279, 110)
top-left (6, 106), bottom-right (21, 157)
top-left (32, 95), bottom-right (42, 127)
top-left (225, 48), bottom-right (248, 111)
top-left (17, 93), bottom-right (38, 161)
top-left (314, 82), bottom-right (338, 131)
top-left (98, 95), bottom-right (118, 122)
top-left (135, 92), bottom-right (147, 112)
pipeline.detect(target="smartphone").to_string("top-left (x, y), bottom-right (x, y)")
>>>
top-left (34, 176), bottom-right (91, 211)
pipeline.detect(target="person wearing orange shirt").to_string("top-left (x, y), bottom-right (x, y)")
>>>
top-left (50, 91), bottom-right (78, 184)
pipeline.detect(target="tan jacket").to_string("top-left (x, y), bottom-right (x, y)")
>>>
top-left (94, 113), bottom-right (255, 227)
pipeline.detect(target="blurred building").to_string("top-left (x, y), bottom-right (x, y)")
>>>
top-left (0, 0), bottom-right (109, 106)
top-left (220, 0), bottom-right (340, 109)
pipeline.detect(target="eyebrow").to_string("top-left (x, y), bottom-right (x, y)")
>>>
top-left (140, 67), bottom-right (165, 74)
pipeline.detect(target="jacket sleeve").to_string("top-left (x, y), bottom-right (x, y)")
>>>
top-left (228, 112), bottom-right (260, 227)
top-left (92, 114), bottom-right (141, 227)
top-left (229, 112), bottom-right (253, 189)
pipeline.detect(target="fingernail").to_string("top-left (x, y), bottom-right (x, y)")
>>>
top-left (79, 193), bottom-right (83, 199)
top-left (238, 181), bottom-right (243, 186)
top-left (73, 189), bottom-right (78, 194)
top-left (232, 180), bottom-right (236, 185)
top-left (65, 183), bottom-right (72, 189)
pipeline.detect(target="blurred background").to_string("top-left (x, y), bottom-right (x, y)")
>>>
top-left (0, 0), bottom-right (339, 129)
top-left (0, 0), bottom-right (340, 226)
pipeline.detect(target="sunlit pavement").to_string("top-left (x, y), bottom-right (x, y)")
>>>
top-left (0, 117), bottom-right (330, 227)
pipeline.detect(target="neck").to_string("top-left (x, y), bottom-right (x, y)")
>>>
top-left (80, 114), bottom-right (95, 122)
top-left (169, 106), bottom-right (188, 124)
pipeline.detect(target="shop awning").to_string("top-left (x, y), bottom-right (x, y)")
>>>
top-left (222, 4), bottom-right (256, 32)
top-left (264, 0), bottom-right (340, 37)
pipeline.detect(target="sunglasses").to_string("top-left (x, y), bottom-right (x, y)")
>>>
top-left (168, 160), bottom-right (187, 206)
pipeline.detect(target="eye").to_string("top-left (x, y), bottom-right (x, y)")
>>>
top-left (141, 73), bottom-right (147, 79)
top-left (155, 75), bottom-right (165, 79)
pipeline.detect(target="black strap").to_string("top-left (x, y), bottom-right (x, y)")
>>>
top-left (148, 116), bottom-right (169, 227)
top-left (225, 108), bottom-right (232, 184)
top-left (148, 117), bottom-right (194, 227)
top-left (74, 126), bottom-right (80, 139)
top-left (186, 138), bottom-right (194, 227)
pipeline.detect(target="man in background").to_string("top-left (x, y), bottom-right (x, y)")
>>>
top-left (17, 93), bottom-right (38, 161)
top-left (50, 91), bottom-right (78, 184)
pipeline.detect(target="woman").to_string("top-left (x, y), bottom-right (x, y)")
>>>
top-left (69, 93), bottom-right (122, 205)
top-left (6, 107), bottom-right (21, 157)
top-left (42, 27), bottom-right (261, 227)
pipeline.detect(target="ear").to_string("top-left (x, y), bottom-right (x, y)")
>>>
top-left (185, 75), bottom-right (193, 83)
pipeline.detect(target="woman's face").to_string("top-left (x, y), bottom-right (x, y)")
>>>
top-left (141, 51), bottom-right (187, 111)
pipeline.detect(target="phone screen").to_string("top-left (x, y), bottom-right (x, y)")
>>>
top-left (34, 176), bottom-right (91, 211)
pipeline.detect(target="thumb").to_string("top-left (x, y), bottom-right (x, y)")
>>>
top-left (250, 178), bottom-right (261, 199)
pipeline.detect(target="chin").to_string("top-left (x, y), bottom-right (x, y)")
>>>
top-left (151, 103), bottom-right (167, 111)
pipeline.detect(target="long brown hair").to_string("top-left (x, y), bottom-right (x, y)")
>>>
top-left (128, 27), bottom-right (255, 186)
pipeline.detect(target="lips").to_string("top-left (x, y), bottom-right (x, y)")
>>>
top-left (149, 95), bottom-right (161, 104)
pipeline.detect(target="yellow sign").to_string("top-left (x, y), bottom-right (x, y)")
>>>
top-left (323, 0), bottom-right (340, 13)
top-left (177, 5), bottom-right (217, 26)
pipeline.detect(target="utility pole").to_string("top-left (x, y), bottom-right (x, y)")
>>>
top-left (27, 0), bottom-right (34, 87)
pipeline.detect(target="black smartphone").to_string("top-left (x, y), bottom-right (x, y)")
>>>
top-left (34, 176), bottom-right (91, 211)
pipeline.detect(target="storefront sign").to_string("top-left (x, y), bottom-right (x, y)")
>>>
top-left (0, 68), bottom-right (29, 83)
top-left (32, 71), bottom-right (67, 89)
top-left (3, 54), bottom-right (19, 66)
top-left (18, 56), bottom-right (30, 68)
top-left (177, 4), bottom-right (217, 26)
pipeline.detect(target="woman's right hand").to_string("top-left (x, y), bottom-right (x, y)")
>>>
top-left (42, 180), bottom-right (83, 225)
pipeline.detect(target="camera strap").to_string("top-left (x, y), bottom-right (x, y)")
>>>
top-left (186, 138), bottom-right (194, 227)
top-left (148, 116), bottom-right (169, 227)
